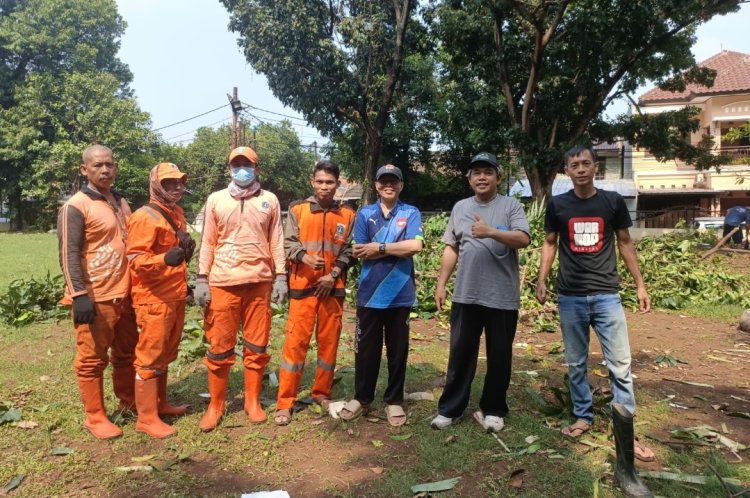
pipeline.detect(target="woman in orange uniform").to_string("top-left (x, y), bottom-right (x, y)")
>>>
top-left (127, 162), bottom-right (194, 438)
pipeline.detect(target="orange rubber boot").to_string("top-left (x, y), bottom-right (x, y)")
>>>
top-left (244, 368), bottom-right (267, 424)
top-left (135, 377), bottom-right (176, 439)
top-left (199, 367), bottom-right (229, 432)
top-left (77, 377), bottom-right (123, 440)
top-left (158, 372), bottom-right (188, 417)
top-left (112, 365), bottom-right (135, 411)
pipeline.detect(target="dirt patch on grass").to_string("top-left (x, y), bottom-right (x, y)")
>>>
top-left (3, 306), bottom-right (749, 497)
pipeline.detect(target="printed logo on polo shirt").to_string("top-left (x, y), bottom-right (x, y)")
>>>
top-left (334, 222), bottom-right (346, 241)
top-left (568, 217), bottom-right (604, 253)
top-left (397, 217), bottom-right (407, 228)
top-left (262, 201), bottom-right (270, 210)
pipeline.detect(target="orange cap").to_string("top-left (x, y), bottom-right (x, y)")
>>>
top-left (228, 146), bottom-right (259, 165)
top-left (156, 162), bottom-right (188, 182)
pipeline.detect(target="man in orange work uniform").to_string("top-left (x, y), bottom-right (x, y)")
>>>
top-left (57, 144), bottom-right (139, 440)
top-left (127, 163), bottom-right (194, 438)
top-left (195, 146), bottom-right (288, 431)
top-left (273, 160), bottom-right (355, 425)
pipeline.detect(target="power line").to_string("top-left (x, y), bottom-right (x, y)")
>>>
top-left (153, 103), bottom-right (230, 132)
top-left (164, 116), bottom-right (233, 141)
top-left (242, 102), bottom-right (308, 123)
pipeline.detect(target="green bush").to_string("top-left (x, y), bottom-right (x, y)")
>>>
top-left (0, 272), bottom-right (67, 327)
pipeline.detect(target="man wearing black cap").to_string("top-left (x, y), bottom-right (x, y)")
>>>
top-left (339, 164), bottom-right (424, 427)
top-left (432, 152), bottom-right (530, 433)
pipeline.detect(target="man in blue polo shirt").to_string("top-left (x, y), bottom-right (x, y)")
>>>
top-left (339, 164), bottom-right (423, 427)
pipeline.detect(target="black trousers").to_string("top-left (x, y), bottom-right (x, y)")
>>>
top-left (353, 306), bottom-right (411, 405)
top-left (437, 303), bottom-right (518, 418)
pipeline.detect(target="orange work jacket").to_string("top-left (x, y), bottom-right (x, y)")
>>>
top-left (285, 197), bottom-right (355, 299)
top-left (127, 201), bottom-right (188, 305)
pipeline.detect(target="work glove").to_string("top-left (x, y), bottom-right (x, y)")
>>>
top-left (176, 230), bottom-right (196, 262)
top-left (164, 247), bottom-right (186, 267)
top-left (72, 294), bottom-right (96, 325)
top-left (271, 277), bottom-right (288, 305)
top-left (194, 277), bottom-right (211, 308)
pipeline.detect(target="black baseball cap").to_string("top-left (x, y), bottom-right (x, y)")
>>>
top-left (375, 164), bottom-right (403, 181)
top-left (469, 152), bottom-right (499, 171)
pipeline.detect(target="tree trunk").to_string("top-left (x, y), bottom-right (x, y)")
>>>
top-left (10, 185), bottom-right (23, 232)
top-left (363, 130), bottom-right (382, 204)
top-left (525, 161), bottom-right (556, 205)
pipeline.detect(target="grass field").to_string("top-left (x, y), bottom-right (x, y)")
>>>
top-left (0, 233), bottom-right (748, 497)
top-left (0, 233), bottom-right (61, 289)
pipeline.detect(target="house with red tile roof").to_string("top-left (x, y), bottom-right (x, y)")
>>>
top-left (633, 50), bottom-right (750, 227)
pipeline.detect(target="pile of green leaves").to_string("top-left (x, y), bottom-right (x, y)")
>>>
top-left (412, 201), bottom-right (750, 320)
top-left (0, 273), bottom-right (67, 327)
top-left (620, 232), bottom-right (750, 310)
top-left (413, 213), bottom-right (451, 318)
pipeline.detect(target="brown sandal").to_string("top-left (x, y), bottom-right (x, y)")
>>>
top-left (561, 419), bottom-right (592, 438)
top-left (273, 409), bottom-right (292, 426)
top-left (634, 439), bottom-right (655, 462)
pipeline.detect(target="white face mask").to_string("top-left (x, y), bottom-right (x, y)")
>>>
top-left (231, 166), bottom-right (256, 187)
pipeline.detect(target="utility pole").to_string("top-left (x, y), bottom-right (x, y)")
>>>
top-left (312, 141), bottom-right (318, 161)
top-left (227, 87), bottom-right (243, 149)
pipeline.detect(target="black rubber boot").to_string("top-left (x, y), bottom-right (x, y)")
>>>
top-left (612, 403), bottom-right (653, 498)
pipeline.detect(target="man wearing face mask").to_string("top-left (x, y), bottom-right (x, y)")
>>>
top-left (195, 146), bottom-right (287, 431)
top-left (127, 163), bottom-right (193, 438)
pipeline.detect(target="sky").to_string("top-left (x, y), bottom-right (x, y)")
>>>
top-left (116, 1), bottom-right (750, 145)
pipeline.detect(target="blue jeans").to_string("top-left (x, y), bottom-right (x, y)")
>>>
top-left (558, 293), bottom-right (635, 423)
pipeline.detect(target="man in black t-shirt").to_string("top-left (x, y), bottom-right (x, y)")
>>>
top-left (537, 145), bottom-right (653, 498)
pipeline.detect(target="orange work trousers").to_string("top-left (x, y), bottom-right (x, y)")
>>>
top-left (203, 283), bottom-right (272, 373)
top-left (74, 298), bottom-right (138, 379)
top-left (277, 295), bottom-right (344, 410)
top-left (133, 301), bottom-right (186, 380)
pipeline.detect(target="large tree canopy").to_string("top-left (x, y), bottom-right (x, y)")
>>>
top-left (431, 0), bottom-right (743, 201)
top-left (0, 0), bottom-right (153, 229)
top-left (221, 0), bottom-right (422, 202)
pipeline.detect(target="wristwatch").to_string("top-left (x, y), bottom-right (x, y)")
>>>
top-left (379, 242), bottom-right (386, 255)
top-left (330, 267), bottom-right (341, 279)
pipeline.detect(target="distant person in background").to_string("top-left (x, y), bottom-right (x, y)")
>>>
top-left (195, 146), bottom-right (287, 431)
top-left (723, 206), bottom-right (750, 248)
top-left (57, 144), bottom-right (138, 440)
top-left (127, 163), bottom-right (194, 438)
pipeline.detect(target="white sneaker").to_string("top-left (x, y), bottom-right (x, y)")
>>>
top-left (483, 415), bottom-right (504, 433)
top-left (473, 410), bottom-right (504, 433)
top-left (430, 414), bottom-right (454, 429)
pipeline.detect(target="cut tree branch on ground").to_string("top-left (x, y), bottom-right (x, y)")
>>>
top-left (702, 226), bottom-right (740, 259)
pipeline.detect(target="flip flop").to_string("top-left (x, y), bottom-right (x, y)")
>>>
top-left (561, 419), bottom-right (592, 438)
top-left (339, 399), bottom-right (366, 421)
top-left (634, 439), bottom-right (656, 462)
top-left (385, 405), bottom-right (407, 427)
top-left (273, 409), bottom-right (292, 426)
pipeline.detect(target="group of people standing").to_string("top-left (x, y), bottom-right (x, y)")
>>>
top-left (59, 143), bottom-right (653, 497)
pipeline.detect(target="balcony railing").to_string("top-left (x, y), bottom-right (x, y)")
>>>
top-left (720, 146), bottom-right (750, 164)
